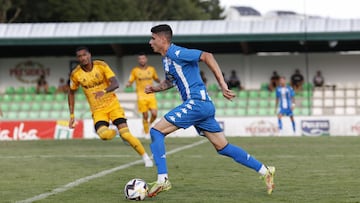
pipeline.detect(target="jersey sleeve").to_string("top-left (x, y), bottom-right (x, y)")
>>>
top-left (290, 87), bottom-right (295, 97)
top-left (275, 88), bottom-right (280, 98)
top-left (177, 48), bottom-right (202, 62)
top-left (102, 63), bottom-right (116, 79)
top-left (128, 68), bottom-right (136, 83)
top-left (69, 72), bottom-right (79, 91)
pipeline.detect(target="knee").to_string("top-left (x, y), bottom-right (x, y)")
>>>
top-left (97, 127), bottom-right (116, 140)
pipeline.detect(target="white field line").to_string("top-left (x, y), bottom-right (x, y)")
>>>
top-left (16, 139), bottom-right (207, 203)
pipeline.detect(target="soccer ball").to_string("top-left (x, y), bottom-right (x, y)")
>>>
top-left (124, 178), bottom-right (148, 201)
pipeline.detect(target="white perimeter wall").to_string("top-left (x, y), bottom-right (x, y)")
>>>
top-left (0, 52), bottom-right (359, 91)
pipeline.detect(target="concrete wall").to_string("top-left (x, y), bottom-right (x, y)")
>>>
top-left (1, 52), bottom-right (359, 92)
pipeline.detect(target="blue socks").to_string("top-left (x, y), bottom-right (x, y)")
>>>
top-left (278, 118), bottom-right (283, 130)
top-left (218, 143), bottom-right (262, 172)
top-left (150, 128), bottom-right (167, 174)
top-left (291, 120), bottom-right (296, 132)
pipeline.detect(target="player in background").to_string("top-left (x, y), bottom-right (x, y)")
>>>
top-left (145, 24), bottom-right (275, 197)
top-left (275, 76), bottom-right (296, 134)
top-left (126, 53), bottom-right (160, 138)
top-left (68, 46), bottom-right (153, 167)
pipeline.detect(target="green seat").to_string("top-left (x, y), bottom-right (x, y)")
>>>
top-left (260, 83), bottom-right (268, 91)
top-left (53, 103), bottom-right (63, 111)
top-left (259, 91), bottom-right (269, 99)
top-left (23, 94), bottom-right (33, 102)
top-left (10, 104), bottom-right (20, 111)
top-left (55, 94), bottom-right (66, 102)
top-left (236, 108), bottom-right (247, 116)
top-left (157, 102), bottom-right (163, 109)
top-left (237, 91), bottom-right (248, 99)
top-left (216, 91), bottom-right (224, 98)
top-left (26, 86), bottom-right (36, 94)
top-left (293, 108), bottom-right (300, 115)
top-left (34, 94), bottom-right (44, 102)
top-left (163, 102), bottom-right (173, 109)
top-left (28, 111), bottom-right (39, 119)
top-left (216, 108), bottom-right (225, 116)
top-left (247, 108), bottom-right (257, 116)
top-left (18, 112), bottom-right (28, 119)
top-left (237, 100), bottom-right (247, 108)
top-left (301, 108), bottom-right (311, 116)
top-left (215, 100), bottom-right (226, 108)
top-left (227, 101), bottom-right (236, 108)
top-left (301, 100), bottom-right (311, 108)
top-left (258, 108), bottom-right (268, 116)
top-left (164, 92), bottom-right (173, 100)
top-left (155, 93), bottom-right (164, 100)
top-left (75, 102), bottom-right (85, 111)
top-left (21, 103), bottom-right (32, 111)
top-left (124, 86), bottom-right (134, 93)
top-left (39, 111), bottom-right (49, 119)
top-left (13, 95), bottom-right (23, 102)
top-left (61, 111), bottom-right (70, 119)
top-left (248, 91), bottom-right (258, 99)
top-left (225, 109), bottom-right (236, 116)
top-left (303, 82), bottom-right (313, 91)
top-left (270, 91), bottom-right (276, 98)
top-left (6, 112), bottom-right (17, 119)
top-left (259, 100), bottom-right (268, 108)
top-left (2, 94), bottom-right (12, 102)
top-left (32, 103), bottom-right (42, 111)
top-left (301, 91), bottom-right (312, 98)
top-left (82, 111), bottom-right (93, 119)
top-left (5, 86), bottom-right (15, 94)
top-left (44, 94), bottom-right (55, 102)
top-left (269, 100), bottom-right (276, 108)
top-left (61, 102), bottom-right (69, 110)
top-left (49, 111), bottom-right (61, 119)
top-left (208, 84), bottom-right (218, 92)
top-left (1, 103), bottom-right (10, 112)
top-left (15, 87), bottom-right (25, 94)
top-left (48, 86), bottom-right (57, 94)
top-left (248, 100), bottom-right (258, 108)
top-left (76, 94), bottom-right (86, 101)
top-left (42, 103), bottom-right (52, 111)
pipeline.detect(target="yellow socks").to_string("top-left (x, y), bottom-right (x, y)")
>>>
top-left (119, 127), bottom-right (145, 155)
top-left (143, 119), bottom-right (150, 134)
top-left (97, 126), bottom-right (117, 140)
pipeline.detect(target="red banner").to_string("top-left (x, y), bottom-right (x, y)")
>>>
top-left (0, 120), bottom-right (83, 141)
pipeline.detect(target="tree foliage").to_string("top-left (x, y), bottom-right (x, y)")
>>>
top-left (0, 0), bottom-right (224, 23)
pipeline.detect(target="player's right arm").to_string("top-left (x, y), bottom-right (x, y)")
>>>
top-left (275, 89), bottom-right (280, 114)
top-left (126, 68), bottom-right (136, 87)
top-left (68, 72), bottom-right (79, 128)
top-left (68, 89), bottom-right (76, 128)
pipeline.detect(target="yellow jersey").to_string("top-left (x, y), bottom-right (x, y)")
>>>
top-left (128, 66), bottom-right (159, 99)
top-left (70, 60), bottom-right (118, 112)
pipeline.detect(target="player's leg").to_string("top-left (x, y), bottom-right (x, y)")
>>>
top-left (148, 97), bottom-right (158, 124)
top-left (93, 111), bottom-right (117, 140)
top-left (138, 99), bottom-right (150, 135)
top-left (148, 118), bottom-right (177, 197)
top-left (110, 102), bottom-right (153, 167)
top-left (290, 115), bottom-right (296, 133)
top-left (203, 130), bottom-right (275, 194)
top-left (277, 113), bottom-right (283, 131)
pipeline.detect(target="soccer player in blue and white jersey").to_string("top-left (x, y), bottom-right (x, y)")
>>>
top-left (145, 24), bottom-right (275, 197)
top-left (275, 76), bottom-right (296, 133)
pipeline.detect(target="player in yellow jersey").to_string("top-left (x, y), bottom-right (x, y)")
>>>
top-left (126, 53), bottom-right (160, 138)
top-left (68, 47), bottom-right (153, 167)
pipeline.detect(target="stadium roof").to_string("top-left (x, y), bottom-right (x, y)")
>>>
top-left (1, 18), bottom-right (360, 56)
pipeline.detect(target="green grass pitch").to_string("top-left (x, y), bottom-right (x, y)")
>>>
top-left (0, 136), bottom-right (359, 203)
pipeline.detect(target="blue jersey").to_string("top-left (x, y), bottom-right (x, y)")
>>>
top-left (276, 85), bottom-right (295, 110)
top-left (162, 44), bottom-right (210, 102)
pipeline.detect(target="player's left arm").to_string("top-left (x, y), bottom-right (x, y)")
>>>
top-left (152, 68), bottom-right (161, 83)
top-left (145, 79), bottom-right (173, 94)
top-left (200, 52), bottom-right (235, 100)
top-left (94, 77), bottom-right (119, 99)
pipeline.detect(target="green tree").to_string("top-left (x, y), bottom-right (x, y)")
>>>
top-left (5, 0), bottom-right (224, 23)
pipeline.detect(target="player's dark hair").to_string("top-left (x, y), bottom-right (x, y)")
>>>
top-left (75, 46), bottom-right (90, 54)
top-left (151, 24), bottom-right (173, 41)
top-left (138, 52), bottom-right (147, 56)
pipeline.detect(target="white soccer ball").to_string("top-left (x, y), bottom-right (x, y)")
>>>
top-left (124, 178), bottom-right (148, 201)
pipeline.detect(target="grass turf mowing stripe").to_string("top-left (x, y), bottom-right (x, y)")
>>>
top-left (16, 139), bottom-right (207, 203)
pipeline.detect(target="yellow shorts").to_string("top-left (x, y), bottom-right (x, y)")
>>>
top-left (138, 97), bottom-right (157, 113)
top-left (92, 101), bottom-right (125, 125)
